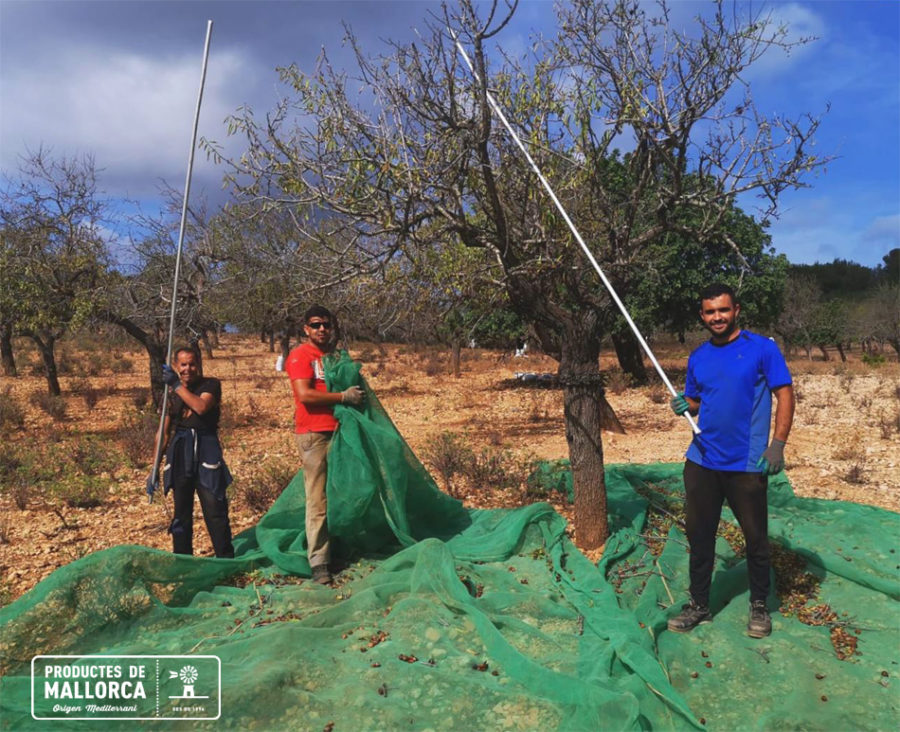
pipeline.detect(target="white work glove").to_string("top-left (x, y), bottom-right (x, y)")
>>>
top-left (341, 386), bottom-right (365, 406)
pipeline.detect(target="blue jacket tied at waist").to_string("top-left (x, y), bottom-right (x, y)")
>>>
top-left (163, 427), bottom-right (232, 499)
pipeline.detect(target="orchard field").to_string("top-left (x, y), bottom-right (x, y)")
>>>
top-left (1, 333), bottom-right (898, 604)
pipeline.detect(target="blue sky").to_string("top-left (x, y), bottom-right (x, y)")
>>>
top-left (1, 0), bottom-right (897, 269)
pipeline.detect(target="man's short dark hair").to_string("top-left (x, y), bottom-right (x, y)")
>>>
top-left (303, 305), bottom-right (334, 324)
top-left (699, 283), bottom-right (738, 306)
top-left (172, 344), bottom-right (203, 376)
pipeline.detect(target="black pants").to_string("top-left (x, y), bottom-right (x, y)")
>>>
top-left (683, 460), bottom-right (770, 606)
top-left (170, 476), bottom-right (234, 558)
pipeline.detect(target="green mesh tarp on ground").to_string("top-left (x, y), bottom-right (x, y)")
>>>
top-left (2, 352), bottom-right (898, 730)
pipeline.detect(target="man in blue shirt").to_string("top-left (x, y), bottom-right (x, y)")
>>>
top-left (669, 283), bottom-right (794, 638)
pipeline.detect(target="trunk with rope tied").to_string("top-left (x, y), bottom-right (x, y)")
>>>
top-left (558, 335), bottom-right (614, 549)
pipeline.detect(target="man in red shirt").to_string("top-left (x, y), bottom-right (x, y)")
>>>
top-left (286, 305), bottom-right (364, 584)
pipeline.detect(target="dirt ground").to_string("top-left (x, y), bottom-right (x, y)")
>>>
top-left (1, 334), bottom-right (898, 604)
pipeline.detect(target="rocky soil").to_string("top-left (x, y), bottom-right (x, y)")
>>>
top-left (1, 334), bottom-right (898, 604)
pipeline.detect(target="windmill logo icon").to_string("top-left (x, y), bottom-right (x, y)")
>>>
top-left (168, 664), bottom-right (208, 699)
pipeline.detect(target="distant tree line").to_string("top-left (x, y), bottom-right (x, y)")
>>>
top-left (3, 155), bottom-right (896, 404)
top-left (776, 251), bottom-right (899, 361)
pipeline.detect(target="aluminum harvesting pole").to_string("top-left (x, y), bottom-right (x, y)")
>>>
top-left (148, 20), bottom-right (216, 503)
top-left (451, 33), bottom-right (699, 434)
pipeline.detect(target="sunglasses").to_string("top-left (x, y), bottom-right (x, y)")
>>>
top-left (307, 321), bottom-right (332, 330)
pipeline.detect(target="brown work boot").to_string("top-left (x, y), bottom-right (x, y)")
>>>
top-left (747, 601), bottom-right (772, 638)
top-left (667, 601), bottom-right (712, 633)
top-left (311, 564), bottom-right (332, 586)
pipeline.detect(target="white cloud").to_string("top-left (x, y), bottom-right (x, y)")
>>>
top-left (741, 3), bottom-right (826, 78)
top-left (862, 214), bottom-right (900, 249)
top-left (1, 45), bottom-right (261, 197)
top-left (767, 196), bottom-right (896, 267)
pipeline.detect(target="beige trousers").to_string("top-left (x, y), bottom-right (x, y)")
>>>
top-left (294, 432), bottom-right (332, 568)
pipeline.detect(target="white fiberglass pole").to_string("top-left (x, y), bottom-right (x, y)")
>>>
top-left (451, 32), bottom-right (699, 434)
top-left (149, 20), bottom-right (215, 503)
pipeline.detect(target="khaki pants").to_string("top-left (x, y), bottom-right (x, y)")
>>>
top-left (294, 431), bottom-right (332, 568)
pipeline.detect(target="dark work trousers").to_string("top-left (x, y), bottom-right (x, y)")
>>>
top-left (683, 460), bottom-right (770, 606)
top-left (170, 476), bottom-right (234, 558)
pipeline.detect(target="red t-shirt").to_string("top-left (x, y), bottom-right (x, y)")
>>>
top-left (285, 343), bottom-right (338, 434)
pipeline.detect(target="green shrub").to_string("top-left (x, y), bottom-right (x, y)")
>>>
top-left (239, 458), bottom-right (296, 514)
top-left (69, 435), bottom-right (118, 476)
top-left (421, 354), bottom-right (444, 377)
top-left (74, 360), bottom-right (101, 377)
top-left (423, 432), bottom-right (525, 497)
top-left (29, 391), bottom-right (67, 421)
top-left (110, 356), bottom-right (134, 374)
top-left (844, 463), bottom-right (866, 485)
top-left (0, 448), bottom-right (28, 510)
top-left (0, 579), bottom-right (12, 608)
top-left (465, 448), bottom-right (520, 491)
top-left (0, 445), bottom-right (46, 510)
top-left (70, 377), bottom-right (100, 410)
top-left (0, 387), bottom-right (25, 431)
top-left (56, 349), bottom-right (76, 375)
top-left (423, 432), bottom-right (475, 498)
top-left (117, 410), bottom-right (159, 467)
top-left (132, 389), bottom-right (149, 409)
top-left (861, 353), bottom-right (886, 366)
top-left (879, 410), bottom-right (900, 440)
top-left (51, 475), bottom-right (107, 508)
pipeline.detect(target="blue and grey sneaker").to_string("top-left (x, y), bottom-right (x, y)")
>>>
top-left (747, 601), bottom-right (772, 638)
top-left (667, 601), bottom-right (712, 633)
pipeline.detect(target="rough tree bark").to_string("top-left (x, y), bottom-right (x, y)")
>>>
top-left (611, 331), bottom-right (649, 386)
top-left (22, 332), bottom-right (60, 395)
top-left (200, 329), bottom-right (214, 360)
top-left (451, 340), bottom-right (462, 378)
top-left (559, 336), bottom-right (609, 548)
top-left (102, 311), bottom-right (167, 409)
top-left (0, 323), bottom-right (16, 377)
top-left (279, 333), bottom-right (291, 361)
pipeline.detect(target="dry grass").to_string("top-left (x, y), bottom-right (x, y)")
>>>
top-left (0, 332), bottom-right (897, 604)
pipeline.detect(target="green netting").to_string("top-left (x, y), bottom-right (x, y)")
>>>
top-left (2, 351), bottom-right (898, 730)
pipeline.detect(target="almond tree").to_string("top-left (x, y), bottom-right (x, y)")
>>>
top-left (0, 149), bottom-right (110, 394)
top-left (99, 192), bottom-right (225, 408)
top-left (209, 0), bottom-right (830, 547)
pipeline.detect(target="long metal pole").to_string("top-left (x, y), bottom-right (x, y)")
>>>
top-left (149, 20), bottom-right (215, 503)
top-left (451, 33), bottom-right (700, 434)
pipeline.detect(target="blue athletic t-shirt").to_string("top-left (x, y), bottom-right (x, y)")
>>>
top-left (684, 331), bottom-right (791, 472)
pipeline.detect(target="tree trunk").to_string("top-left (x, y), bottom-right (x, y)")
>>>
top-left (612, 331), bottom-right (648, 386)
top-left (818, 344), bottom-right (830, 361)
top-left (559, 340), bottom-right (609, 549)
top-left (100, 310), bottom-right (166, 409)
top-left (146, 342), bottom-right (167, 410)
top-left (269, 331), bottom-right (276, 353)
top-left (30, 334), bottom-right (61, 395)
top-left (200, 329), bottom-right (214, 359)
top-left (210, 326), bottom-right (220, 348)
top-left (0, 323), bottom-right (16, 377)
top-left (279, 333), bottom-right (291, 361)
top-left (450, 339), bottom-right (462, 378)
top-left (888, 338), bottom-right (900, 361)
top-left (836, 342), bottom-right (847, 362)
